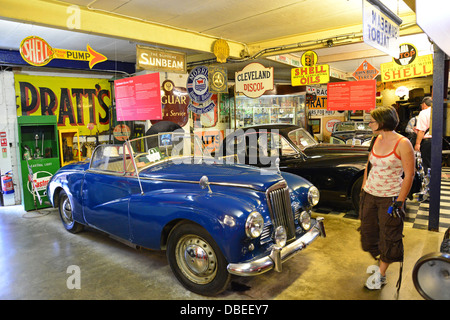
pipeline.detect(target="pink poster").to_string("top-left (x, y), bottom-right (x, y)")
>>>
top-left (114, 73), bottom-right (162, 121)
top-left (327, 80), bottom-right (376, 111)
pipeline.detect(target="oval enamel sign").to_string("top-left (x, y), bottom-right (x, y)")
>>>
top-left (20, 36), bottom-right (53, 66)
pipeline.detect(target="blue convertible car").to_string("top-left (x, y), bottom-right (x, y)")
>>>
top-left (47, 132), bottom-right (325, 296)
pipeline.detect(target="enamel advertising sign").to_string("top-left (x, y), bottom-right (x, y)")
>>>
top-left (291, 64), bottom-right (330, 86)
top-left (20, 36), bottom-right (107, 69)
top-left (187, 66), bottom-right (216, 114)
top-left (235, 63), bottom-right (274, 98)
top-left (352, 60), bottom-right (380, 81)
top-left (15, 74), bottom-right (112, 135)
top-left (380, 43), bottom-right (433, 82)
top-left (136, 45), bottom-right (186, 73)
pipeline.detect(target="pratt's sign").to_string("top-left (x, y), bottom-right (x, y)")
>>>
top-left (15, 74), bottom-right (112, 136)
top-left (137, 45), bottom-right (186, 73)
top-left (362, 0), bottom-right (401, 58)
top-left (20, 36), bottom-right (107, 69)
top-left (380, 43), bottom-right (433, 82)
top-left (235, 63), bottom-right (274, 98)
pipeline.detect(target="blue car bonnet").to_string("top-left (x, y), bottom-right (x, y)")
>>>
top-left (139, 161), bottom-right (284, 192)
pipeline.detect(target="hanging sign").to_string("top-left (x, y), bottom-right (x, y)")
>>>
top-left (114, 73), bottom-right (162, 121)
top-left (208, 66), bottom-right (228, 93)
top-left (235, 63), bottom-right (274, 98)
top-left (394, 43), bottom-right (417, 66)
top-left (352, 60), bottom-right (380, 81)
top-left (292, 50), bottom-right (329, 86)
top-left (187, 66), bottom-right (216, 114)
top-left (301, 51), bottom-right (318, 67)
top-left (158, 80), bottom-right (189, 127)
top-left (291, 65), bottom-right (329, 86)
top-left (380, 43), bottom-right (433, 82)
top-left (20, 36), bottom-right (107, 69)
top-left (327, 80), bottom-right (376, 111)
top-left (362, 0), bottom-right (401, 58)
top-left (136, 45), bottom-right (186, 73)
top-left (213, 39), bottom-right (230, 63)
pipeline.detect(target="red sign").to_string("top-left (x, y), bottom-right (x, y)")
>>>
top-left (327, 80), bottom-right (376, 111)
top-left (114, 73), bottom-right (162, 121)
top-left (352, 60), bottom-right (379, 81)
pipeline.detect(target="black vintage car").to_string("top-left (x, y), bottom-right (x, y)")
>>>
top-left (330, 121), bottom-right (373, 146)
top-left (217, 124), bottom-right (369, 213)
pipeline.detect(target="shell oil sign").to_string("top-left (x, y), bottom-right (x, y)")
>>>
top-left (20, 36), bottom-right (107, 69)
top-left (291, 51), bottom-right (330, 86)
top-left (20, 36), bottom-right (53, 66)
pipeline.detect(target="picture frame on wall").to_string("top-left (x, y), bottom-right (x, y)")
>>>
top-left (309, 119), bottom-right (321, 134)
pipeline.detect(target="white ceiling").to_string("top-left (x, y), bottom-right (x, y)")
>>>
top-left (0, 0), bottom-right (434, 81)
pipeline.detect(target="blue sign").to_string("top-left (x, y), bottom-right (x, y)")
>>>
top-left (187, 66), bottom-right (212, 103)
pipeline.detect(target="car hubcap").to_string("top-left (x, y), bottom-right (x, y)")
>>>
top-left (60, 196), bottom-right (73, 224)
top-left (176, 235), bottom-right (218, 284)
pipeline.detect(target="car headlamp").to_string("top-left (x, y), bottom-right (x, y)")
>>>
top-left (245, 211), bottom-right (264, 238)
top-left (299, 210), bottom-right (311, 231)
top-left (274, 226), bottom-right (287, 249)
top-left (308, 186), bottom-right (320, 207)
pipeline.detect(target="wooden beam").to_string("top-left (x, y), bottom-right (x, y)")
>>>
top-left (0, 0), bottom-right (246, 58)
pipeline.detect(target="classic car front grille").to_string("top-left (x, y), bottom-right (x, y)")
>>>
top-left (266, 183), bottom-right (296, 242)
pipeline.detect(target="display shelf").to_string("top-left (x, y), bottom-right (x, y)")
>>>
top-left (58, 128), bottom-right (81, 167)
top-left (234, 92), bottom-right (306, 129)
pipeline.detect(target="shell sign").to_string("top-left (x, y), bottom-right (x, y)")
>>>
top-left (20, 36), bottom-right (107, 69)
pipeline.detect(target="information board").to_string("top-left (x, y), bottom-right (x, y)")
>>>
top-left (114, 73), bottom-right (162, 121)
top-left (327, 80), bottom-right (376, 111)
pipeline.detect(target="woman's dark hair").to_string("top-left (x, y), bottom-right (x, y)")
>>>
top-left (370, 106), bottom-right (399, 131)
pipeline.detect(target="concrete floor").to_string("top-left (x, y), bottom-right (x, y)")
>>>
top-left (0, 204), bottom-right (444, 300)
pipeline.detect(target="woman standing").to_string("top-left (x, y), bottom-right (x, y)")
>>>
top-left (360, 106), bottom-right (415, 290)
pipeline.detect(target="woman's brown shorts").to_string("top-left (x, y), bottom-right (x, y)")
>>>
top-left (359, 191), bottom-right (404, 263)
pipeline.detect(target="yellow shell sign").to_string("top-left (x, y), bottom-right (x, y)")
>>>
top-left (291, 64), bottom-right (330, 86)
top-left (301, 51), bottom-right (318, 67)
top-left (20, 36), bottom-right (107, 69)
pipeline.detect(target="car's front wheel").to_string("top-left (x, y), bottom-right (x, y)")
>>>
top-left (58, 190), bottom-right (84, 234)
top-left (166, 222), bottom-right (230, 296)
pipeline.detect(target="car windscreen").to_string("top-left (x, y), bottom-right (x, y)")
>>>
top-left (126, 132), bottom-right (209, 170)
top-left (287, 128), bottom-right (317, 150)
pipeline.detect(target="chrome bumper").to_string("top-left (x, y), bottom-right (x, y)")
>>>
top-left (227, 217), bottom-right (326, 276)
